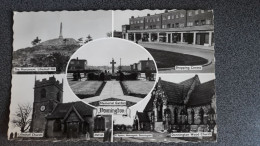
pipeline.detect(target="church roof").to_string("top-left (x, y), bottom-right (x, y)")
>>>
top-left (179, 75), bottom-right (200, 97)
top-left (136, 112), bottom-right (150, 122)
top-left (143, 94), bottom-right (155, 112)
top-left (46, 101), bottom-right (94, 119)
top-left (187, 80), bottom-right (215, 107)
top-left (160, 80), bottom-right (184, 105)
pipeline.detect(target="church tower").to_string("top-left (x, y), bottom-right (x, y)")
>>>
top-left (59, 22), bottom-right (63, 39)
top-left (30, 76), bottom-right (63, 133)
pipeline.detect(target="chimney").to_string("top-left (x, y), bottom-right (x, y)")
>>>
top-left (147, 13), bottom-right (150, 16)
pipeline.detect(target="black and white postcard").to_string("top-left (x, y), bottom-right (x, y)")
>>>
top-left (9, 10), bottom-right (216, 143)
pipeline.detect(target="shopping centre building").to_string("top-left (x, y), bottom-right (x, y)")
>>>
top-left (122, 10), bottom-right (214, 46)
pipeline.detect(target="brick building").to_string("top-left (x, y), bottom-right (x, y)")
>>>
top-left (122, 10), bottom-right (214, 46)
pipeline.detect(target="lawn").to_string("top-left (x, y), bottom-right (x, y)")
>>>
top-left (68, 80), bottom-right (105, 99)
top-left (146, 48), bottom-right (208, 68)
top-left (121, 81), bottom-right (155, 98)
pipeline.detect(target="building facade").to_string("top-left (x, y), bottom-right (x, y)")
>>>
top-left (133, 75), bottom-right (216, 132)
top-left (122, 10), bottom-right (214, 46)
top-left (30, 76), bottom-right (111, 139)
top-left (68, 57), bottom-right (87, 71)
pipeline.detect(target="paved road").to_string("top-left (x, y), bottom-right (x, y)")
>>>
top-left (82, 80), bottom-right (142, 104)
top-left (140, 42), bottom-right (215, 73)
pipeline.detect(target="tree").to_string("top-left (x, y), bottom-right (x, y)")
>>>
top-left (106, 32), bottom-right (112, 37)
top-left (31, 37), bottom-right (41, 46)
top-left (12, 103), bottom-right (32, 132)
top-left (77, 37), bottom-right (83, 46)
top-left (84, 35), bottom-right (93, 43)
top-left (45, 52), bottom-right (70, 73)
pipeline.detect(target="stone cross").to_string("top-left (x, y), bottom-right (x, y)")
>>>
top-left (110, 58), bottom-right (116, 74)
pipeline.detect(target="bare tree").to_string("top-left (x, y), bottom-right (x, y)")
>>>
top-left (12, 103), bottom-right (32, 132)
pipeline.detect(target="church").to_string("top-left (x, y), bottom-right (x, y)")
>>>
top-left (133, 75), bottom-right (216, 133)
top-left (30, 76), bottom-right (112, 139)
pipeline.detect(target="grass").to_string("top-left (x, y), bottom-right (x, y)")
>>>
top-left (68, 80), bottom-right (105, 99)
top-left (121, 81), bottom-right (155, 98)
top-left (146, 48), bottom-right (208, 68)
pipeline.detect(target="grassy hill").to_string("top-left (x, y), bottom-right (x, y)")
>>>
top-left (12, 39), bottom-right (81, 73)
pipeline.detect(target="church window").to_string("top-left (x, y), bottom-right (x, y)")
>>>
top-left (174, 107), bottom-right (178, 124)
top-left (156, 98), bottom-right (163, 122)
top-left (53, 120), bottom-right (62, 132)
top-left (191, 109), bottom-right (195, 124)
top-left (199, 107), bottom-right (205, 124)
top-left (41, 88), bottom-right (46, 98)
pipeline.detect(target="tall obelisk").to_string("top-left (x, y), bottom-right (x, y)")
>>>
top-left (59, 22), bottom-right (63, 39)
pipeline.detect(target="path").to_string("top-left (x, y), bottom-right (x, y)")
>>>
top-left (140, 42), bottom-right (215, 73)
top-left (82, 80), bottom-right (142, 104)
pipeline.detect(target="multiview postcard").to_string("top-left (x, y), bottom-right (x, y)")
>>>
top-left (9, 10), bottom-right (216, 143)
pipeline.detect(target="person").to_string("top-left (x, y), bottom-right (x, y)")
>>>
top-left (103, 128), bottom-right (112, 142)
top-left (85, 132), bottom-right (90, 140)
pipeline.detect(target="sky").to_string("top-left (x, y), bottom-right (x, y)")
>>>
top-left (13, 10), bottom-right (169, 50)
top-left (13, 11), bottom-right (112, 51)
top-left (69, 38), bottom-right (155, 67)
top-left (113, 10), bottom-right (168, 31)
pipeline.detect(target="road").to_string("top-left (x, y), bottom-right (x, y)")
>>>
top-left (140, 42), bottom-right (215, 73)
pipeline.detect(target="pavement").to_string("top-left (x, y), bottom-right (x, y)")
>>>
top-left (82, 80), bottom-right (143, 104)
top-left (139, 42), bottom-right (215, 73)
